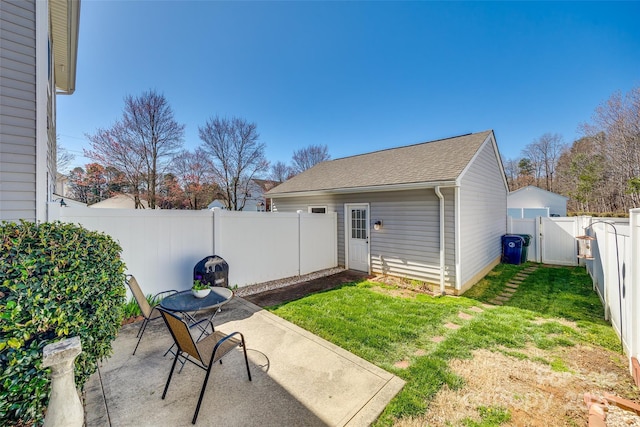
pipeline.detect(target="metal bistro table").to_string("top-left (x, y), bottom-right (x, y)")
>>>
top-left (160, 287), bottom-right (233, 328)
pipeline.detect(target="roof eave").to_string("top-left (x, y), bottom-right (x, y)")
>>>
top-left (50, 0), bottom-right (81, 95)
top-left (267, 180), bottom-right (459, 198)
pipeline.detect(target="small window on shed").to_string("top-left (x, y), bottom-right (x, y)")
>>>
top-left (308, 206), bottom-right (327, 214)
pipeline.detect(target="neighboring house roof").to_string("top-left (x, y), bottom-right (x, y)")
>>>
top-left (207, 200), bottom-right (227, 210)
top-left (251, 179), bottom-right (280, 193)
top-left (508, 186), bottom-right (568, 200)
top-left (88, 194), bottom-right (150, 209)
top-left (267, 130), bottom-right (494, 196)
top-left (208, 179), bottom-right (279, 210)
top-left (50, 0), bottom-right (81, 94)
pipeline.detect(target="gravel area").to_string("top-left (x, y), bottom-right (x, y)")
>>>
top-left (233, 267), bottom-right (346, 298)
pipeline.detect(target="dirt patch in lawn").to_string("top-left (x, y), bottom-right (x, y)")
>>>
top-left (242, 270), bottom-right (370, 307)
top-left (370, 275), bottom-right (438, 296)
top-left (396, 345), bottom-right (639, 427)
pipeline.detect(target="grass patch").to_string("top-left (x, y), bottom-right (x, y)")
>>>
top-left (123, 297), bottom-right (143, 319)
top-left (268, 264), bottom-right (616, 425)
top-left (462, 406), bottom-right (511, 426)
top-left (121, 294), bottom-right (165, 321)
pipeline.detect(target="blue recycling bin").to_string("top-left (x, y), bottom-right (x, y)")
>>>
top-left (502, 235), bottom-right (525, 265)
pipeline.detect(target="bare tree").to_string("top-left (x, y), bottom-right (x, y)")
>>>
top-left (581, 86), bottom-right (640, 210)
top-left (523, 133), bottom-right (566, 191)
top-left (198, 116), bottom-right (269, 210)
top-left (170, 148), bottom-right (219, 210)
top-left (56, 140), bottom-right (75, 174)
top-left (291, 144), bottom-right (330, 174)
top-left (85, 90), bottom-right (184, 208)
top-left (269, 161), bottom-right (294, 182)
top-left (502, 156), bottom-right (520, 191)
top-left (85, 123), bottom-right (146, 208)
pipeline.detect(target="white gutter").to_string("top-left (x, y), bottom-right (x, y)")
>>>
top-left (267, 180), bottom-right (458, 199)
top-left (435, 186), bottom-right (445, 295)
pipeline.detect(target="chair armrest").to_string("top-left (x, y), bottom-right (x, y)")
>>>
top-left (209, 331), bottom-right (245, 364)
top-left (152, 289), bottom-right (178, 299)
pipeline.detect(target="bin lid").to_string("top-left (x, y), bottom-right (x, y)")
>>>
top-left (515, 234), bottom-right (532, 245)
top-left (502, 234), bottom-right (525, 242)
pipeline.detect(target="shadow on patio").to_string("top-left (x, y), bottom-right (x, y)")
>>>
top-left (84, 297), bottom-right (404, 426)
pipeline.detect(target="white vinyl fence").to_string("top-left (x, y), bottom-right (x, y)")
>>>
top-left (49, 204), bottom-right (337, 297)
top-left (630, 209), bottom-right (640, 366)
top-left (507, 216), bottom-right (585, 265)
top-left (583, 217), bottom-right (635, 359)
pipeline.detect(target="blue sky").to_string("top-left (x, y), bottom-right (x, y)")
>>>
top-left (57, 1), bottom-right (640, 172)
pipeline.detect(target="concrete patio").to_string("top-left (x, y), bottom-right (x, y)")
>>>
top-left (84, 296), bottom-right (405, 426)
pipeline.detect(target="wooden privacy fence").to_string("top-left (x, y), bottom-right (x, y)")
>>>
top-left (49, 205), bottom-right (337, 297)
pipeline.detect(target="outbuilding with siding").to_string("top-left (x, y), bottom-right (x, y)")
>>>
top-left (266, 130), bottom-right (508, 294)
top-left (507, 185), bottom-right (568, 218)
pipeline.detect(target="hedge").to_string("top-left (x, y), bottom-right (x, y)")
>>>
top-left (0, 221), bottom-right (126, 425)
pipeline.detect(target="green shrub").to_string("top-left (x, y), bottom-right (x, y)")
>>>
top-left (122, 294), bottom-right (158, 320)
top-left (0, 220), bottom-right (126, 425)
top-left (122, 296), bottom-right (143, 319)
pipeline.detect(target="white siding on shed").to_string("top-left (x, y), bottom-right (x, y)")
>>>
top-left (458, 138), bottom-right (507, 290)
top-left (272, 188), bottom-right (457, 286)
top-left (0, 0), bottom-right (37, 221)
top-left (507, 186), bottom-right (567, 217)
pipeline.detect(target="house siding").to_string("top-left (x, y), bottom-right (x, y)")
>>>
top-left (272, 188), bottom-right (457, 286)
top-left (458, 138), bottom-right (507, 289)
top-left (507, 186), bottom-right (567, 217)
top-left (0, 0), bottom-right (37, 221)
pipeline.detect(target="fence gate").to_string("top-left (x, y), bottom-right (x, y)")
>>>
top-left (508, 216), bottom-right (580, 265)
top-left (540, 217), bottom-right (579, 266)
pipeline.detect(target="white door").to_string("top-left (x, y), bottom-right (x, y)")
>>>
top-left (541, 217), bottom-right (579, 265)
top-left (346, 204), bottom-right (370, 272)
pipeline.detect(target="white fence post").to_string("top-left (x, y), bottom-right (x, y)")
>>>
top-left (630, 209), bottom-right (640, 371)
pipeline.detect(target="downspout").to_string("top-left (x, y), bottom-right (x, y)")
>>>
top-left (435, 186), bottom-right (445, 295)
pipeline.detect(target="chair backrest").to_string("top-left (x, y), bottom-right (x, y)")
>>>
top-left (159, 308), bottom-right (203, 363)
top-left (126, 275), bottom-right (153, 319)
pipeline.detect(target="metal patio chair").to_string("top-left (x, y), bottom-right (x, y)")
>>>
top-left (125, 275), bottom-right (177, 355)
top-left (158, 307), bottom-right (252, 424)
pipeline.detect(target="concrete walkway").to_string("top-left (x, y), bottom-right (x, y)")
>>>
top-left (84, 297), bottom-right (405, 426)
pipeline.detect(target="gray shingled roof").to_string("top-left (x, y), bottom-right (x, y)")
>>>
top-left (267, 130), bottom-right (494, 195)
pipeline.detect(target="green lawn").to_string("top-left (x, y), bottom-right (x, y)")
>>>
top-left (268, 263), bottom-right (619, 426)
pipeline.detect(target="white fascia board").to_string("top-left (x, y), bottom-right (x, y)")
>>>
top-left (51, 0), bottom-right (81, 94)
top-left (268, 180), bottom-right (458, 198)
